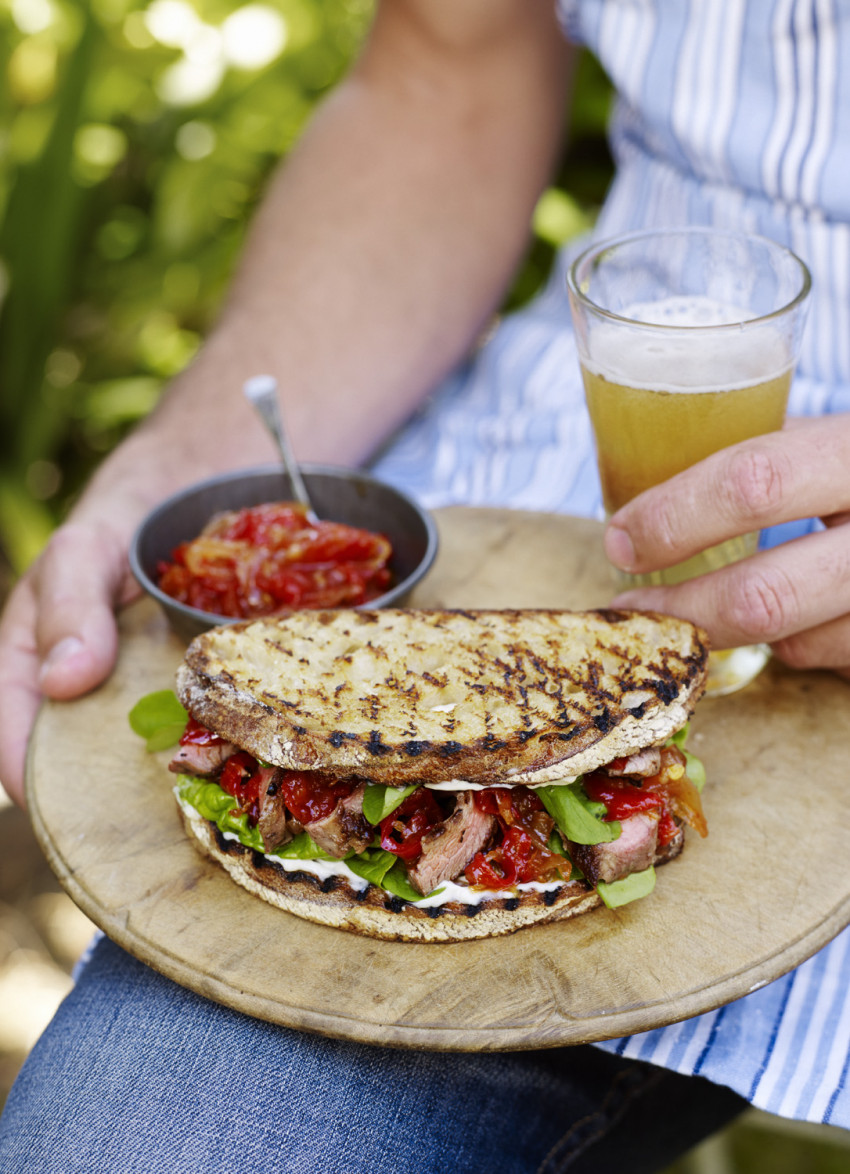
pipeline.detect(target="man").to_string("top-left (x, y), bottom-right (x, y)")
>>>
top-left (1, 1), bottom-right (848, 1168)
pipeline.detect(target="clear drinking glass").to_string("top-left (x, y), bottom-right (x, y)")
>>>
top-left (567, 227), bottom-right (811, 696)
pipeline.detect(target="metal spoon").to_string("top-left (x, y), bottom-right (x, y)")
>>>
top-left (243, 374), bottom-right (320, 524)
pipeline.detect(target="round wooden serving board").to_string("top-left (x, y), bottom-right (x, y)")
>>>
top-left (26, 507), bottom-right (850, 1051)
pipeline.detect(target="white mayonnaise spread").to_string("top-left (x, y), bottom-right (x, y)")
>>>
top-left (406, 876), bottom-right (564, 909)
top-left (423, 776), bottom-right (578, 791)
top-left (230, 837), bottom-right (373, 891)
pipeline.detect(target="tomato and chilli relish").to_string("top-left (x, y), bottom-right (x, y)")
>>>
top-left (157, 501), bottom-right (393, 616)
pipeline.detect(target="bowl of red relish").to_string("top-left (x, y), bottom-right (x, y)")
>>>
top-left (129, 465), bottom-right (439, 640)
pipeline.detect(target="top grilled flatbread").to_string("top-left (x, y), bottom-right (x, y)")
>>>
top-left (176, 608), bottom-right (708, 786)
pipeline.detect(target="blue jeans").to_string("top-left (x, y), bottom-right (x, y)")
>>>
top-left (0, 937), bottom-right (745, 1173)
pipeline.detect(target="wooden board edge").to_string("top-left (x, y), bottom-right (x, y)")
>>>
top-left (26, 762), bottom-right (850, 1052)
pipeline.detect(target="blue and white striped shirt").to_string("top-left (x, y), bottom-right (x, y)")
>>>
top-left (372, 0), bottom-right (850, 1128)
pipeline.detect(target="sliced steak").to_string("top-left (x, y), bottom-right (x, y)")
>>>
top-left (168, 740), bottom-right (236, 776)
top-left (255, 767), bottom-right (293, 852)
top-left (407, 793), bottom-right (496, 896)
top-left (303, 784), bottom-right (373, 859)
top-left (606, 747), bottom-right (662, 778)
top-left (569, 812), bottom-right (658, 887)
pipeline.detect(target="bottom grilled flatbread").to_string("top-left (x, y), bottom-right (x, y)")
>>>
top-left (154, 607), bottom-right (709, 942)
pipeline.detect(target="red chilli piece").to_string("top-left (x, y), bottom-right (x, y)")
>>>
top-left (179, 717), bottom-right (229, 746)
top-left (379, 788), bottom-right (443, 861)
top-left (582, 774), bottom-right (664, 822)
top-left (467, 787), bottom-right (569, 888)
top-left (278, 771), bottom-right (356, 825)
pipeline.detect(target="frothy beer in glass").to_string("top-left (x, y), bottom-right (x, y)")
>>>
top-left (568, 230), bottom-right (811, 693)
top-left (583, 295), bottom-right (792, 583)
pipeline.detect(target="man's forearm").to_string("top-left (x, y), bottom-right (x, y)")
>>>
top-left (80, 0), bottom-right (574, 529)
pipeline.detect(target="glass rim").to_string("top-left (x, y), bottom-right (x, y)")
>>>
top-left (566, 226), bottom-right (812, 332)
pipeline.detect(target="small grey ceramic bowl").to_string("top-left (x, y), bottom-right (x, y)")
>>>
top-left (129, 464), bottom-right (439, 641)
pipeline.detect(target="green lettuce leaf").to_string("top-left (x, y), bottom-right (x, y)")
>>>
top-left (683, 749), bottom-right (706, 793)
top-left (345, 847), bottom-right (398, 887)
top-left (361, 784), bottom-right (418, 826)
top-left (129, 690), bottom-right (186, 751)
top-left (597, 866), bottom-right (656, 909)
top-left (272, 831), bottom-right (340, 862)
top-left (345, 849), bottom-right (443, 901)
top-left (666, 724), bottom-right (707, 792)
top-left (668, 723), bottom-right (690, 748)
top-left (177, 777), bottom-right (342, 860)
top-left (381, 859), bottom-right (443, 903)
top-left (176, 776), bottom-right (264, 851)
top-left (546, 829), bottom-right (585, 881)
top-left (547, 828), bottom-right (566, 855)
top-left (536, 783), bottom-right (621, 845)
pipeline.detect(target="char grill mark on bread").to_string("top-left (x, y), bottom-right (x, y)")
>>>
top-left (176, 609), bottom-right (708, 786)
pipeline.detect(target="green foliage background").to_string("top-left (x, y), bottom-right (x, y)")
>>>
top-left (0, 0), bottom-right (613, 587)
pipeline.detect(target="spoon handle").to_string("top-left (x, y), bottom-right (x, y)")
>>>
top-left (243, 375), bottom-right (319, 523)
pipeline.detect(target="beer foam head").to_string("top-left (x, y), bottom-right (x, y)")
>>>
top-left (583, 296), bottom-right (791, 392)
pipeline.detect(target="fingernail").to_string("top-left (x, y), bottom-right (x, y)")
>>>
top-left (39, 636), bottom-right (85, 684)
top-left (605, 525), bottom-right (636, 571)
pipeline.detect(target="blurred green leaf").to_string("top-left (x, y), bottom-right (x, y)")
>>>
top-left (78, 376), bottom-right (163, 427)
top-left (128, 688), bottom-right (187, 751)
top-left (0, 3), bottom-right (97, 469)
top-left (533, 188), bottom-right (593, 248)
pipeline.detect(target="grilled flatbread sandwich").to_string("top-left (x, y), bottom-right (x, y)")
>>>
top-left (155, 608), bottom-right (710, 941)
